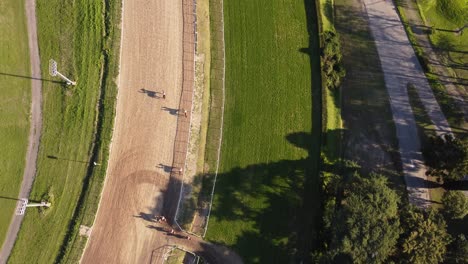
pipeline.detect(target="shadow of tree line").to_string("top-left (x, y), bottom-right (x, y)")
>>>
top-left (176, 0), bottom-right (326, 262)
top-left (173, 131), bottom-right (322, 263)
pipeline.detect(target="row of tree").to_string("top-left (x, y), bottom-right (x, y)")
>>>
top-left (316, 172), bottom-right (467, 263)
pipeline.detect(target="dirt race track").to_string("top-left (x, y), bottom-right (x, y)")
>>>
top-left (81, 0), bottom-right (184, 262)
top-left (81, 0), bottom-right (241, 263)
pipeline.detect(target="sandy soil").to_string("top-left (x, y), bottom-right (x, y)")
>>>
top-left (82, 0), bottom-right (242, 262)
top-left (81, 0), bottom-right (184, 262)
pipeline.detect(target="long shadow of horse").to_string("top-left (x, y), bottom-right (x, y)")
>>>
top-left (161, 106), bottom-right (179, 116)
top-left (139, 88), bottom-right (160, 98)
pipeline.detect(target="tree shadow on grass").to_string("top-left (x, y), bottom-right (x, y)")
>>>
top-left (205, 156), bottom-right (317, 263)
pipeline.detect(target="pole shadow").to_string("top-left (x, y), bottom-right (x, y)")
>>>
top-left (0, 196), bottom-right (20, 201)
top-left (0, 72), bottom-right (65, 84)
top-left (47, 155), bottom-right (89, 164)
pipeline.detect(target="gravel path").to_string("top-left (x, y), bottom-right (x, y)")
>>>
top-left (363, 0), bottom-right (452, 207)
top-left (0, 0), bottom-right (42, 263)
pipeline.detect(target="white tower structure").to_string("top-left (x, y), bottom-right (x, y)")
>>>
top-left (49, 59), bottom-right (77, 85)
top-left (15, 198), bottom-right (51, 215)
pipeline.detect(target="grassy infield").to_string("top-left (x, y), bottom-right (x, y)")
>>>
top-left (0, 0), bottom-right (31, 246)
top-left (4, 1), bottom-right (120, 263)
top-left (205, 0), bottom-right (328, 262)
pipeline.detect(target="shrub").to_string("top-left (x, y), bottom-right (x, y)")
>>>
top-left (321, 30), bottom-right (345, 91)
top-left (423, 134), bottom-right (468, 182)
top-left (442, 191), bottom-right (468, 219)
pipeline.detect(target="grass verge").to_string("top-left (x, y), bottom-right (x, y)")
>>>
top-left (164, 248), bottom-right (187, 264)
top-left (416, 0), bottom-right (468, 81)
top-left (317, 0), bottom-right (343, 161)
top-left (406, 84), bottom-right (444, 207)
top-left (395, 4), bottom-right (466, 131)
top-left (7, 1), bottom-right (120, 263)
top-left (205, 0), bottom-right (322, 262)
top-left (0, 0), bottom-right (31, 247)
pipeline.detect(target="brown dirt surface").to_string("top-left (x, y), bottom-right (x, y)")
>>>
top-left (81, 0), bottom-right (184, 262)
top-left (82, 0), bottom-right (242, 263)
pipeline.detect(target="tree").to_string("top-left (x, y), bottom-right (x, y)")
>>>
top-left (446, 234), bottom-right (468, 264)
top-left (423, 134), bottom-right (467, 182)
top-left (442, 190), bottom-right (468, 219)
top-left (330, 173), bottom-right (400, 263)
top-left (400, 208), bottom-right (451, 264)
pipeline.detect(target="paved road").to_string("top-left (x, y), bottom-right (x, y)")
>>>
top-left (0, 0), bottom-right (42, 263)
top-left (363, 0), bottom-right (452, 207)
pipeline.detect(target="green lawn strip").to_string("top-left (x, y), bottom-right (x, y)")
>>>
top-left (416, 0), bottom-right (468, 81)
top-left (178, 0), bottom-right (225, 235)
top-left (165, 248), bottom-right (187, 264)
top-left (206, 0), bottom-right (321, 262)
top-left (406, 84), bottom-right (444, 207)
top-left (317, 0), bottom-right (342, 161)
top-left (324, 88), bottom-right (341, 159)
top-left (0, 0), bottom-right (31, 247)
top-left (319, 0), bottom-right (334, 31)
top-left (7, 1), bottom-right (117, 263)
top-left (204, 0), bottom-right (226, 175)
top-left (395, 2), bottom-right (466, 131)
top-left (56, 1), bottom-right (121, 262)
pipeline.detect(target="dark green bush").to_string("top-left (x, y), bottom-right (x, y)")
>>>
top-left (321, 30), bottom-right (345, 91)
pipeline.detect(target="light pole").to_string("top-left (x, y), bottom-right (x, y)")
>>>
top-left (15, 198), bottom-right (51, 216)
top-left (49, 59), bottom-right (77, 85)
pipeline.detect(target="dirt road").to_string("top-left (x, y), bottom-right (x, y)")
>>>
top-left (363, 0), bottom-right (452, 207)
top-left (81, 0), bottom-right (184, 262)
top-left (82, 0), bottom-right (241, 263)
top-left (0, 0), bottom-right (42, 262)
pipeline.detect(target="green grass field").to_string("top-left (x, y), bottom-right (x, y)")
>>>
top-left (417, 0), bottom-right (468, 82)
top-left (7, 1), bottom-right (119, 263)
top-left (0, 0), bottom-right (31, 248)
top-left (205, 0), bottom-right (322, 262)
